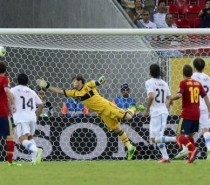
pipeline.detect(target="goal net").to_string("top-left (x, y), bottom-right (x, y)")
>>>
top-left (0, 29), bottom-right (210, 161)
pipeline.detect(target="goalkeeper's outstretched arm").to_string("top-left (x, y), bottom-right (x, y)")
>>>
top-left (49, 86), bottom-right (64, 95)
top-left (36, 79), bottom-right (64, 95)
top-left (95, 76), bottom-right (106, 86)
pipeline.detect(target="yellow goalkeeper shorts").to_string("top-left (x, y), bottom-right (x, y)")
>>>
top-left (100, 102), bottom-right (126, 131)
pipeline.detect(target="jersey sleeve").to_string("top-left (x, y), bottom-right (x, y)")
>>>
top-left (191, 73), bottom-right (196, 80)
top-left (3, 77), bottom-right (9, 88)
top-left (145, 81), bottom-right (154, 95)
top-left (64, 89), bottom-right (76, 98)
top-left (178, 81), bottom-right (185, 94)
top-left (200, 83), bottom-right (207, 98)
top-left (86, 81), bottom-right (97, 88)
top-left (35, 93), bottom-right (43, 105)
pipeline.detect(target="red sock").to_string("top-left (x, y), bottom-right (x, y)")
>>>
top-left (177, 135), bottom-right (195, 151)
top-left (6, 138), bottom-right (15, 163)
top-left (188, 137), bottom-right (195, 147)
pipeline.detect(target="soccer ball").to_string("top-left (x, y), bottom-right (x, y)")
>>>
top-left (0, 46), bottom-right (6, 57)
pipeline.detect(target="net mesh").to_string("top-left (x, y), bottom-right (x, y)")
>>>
top-left (0, 33), bottom-right (210, 51)
top-left (0, 30), bottom-right (209, 161)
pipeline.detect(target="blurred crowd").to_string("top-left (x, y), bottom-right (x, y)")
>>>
top-left (118, 0), bottom-right (210, 28)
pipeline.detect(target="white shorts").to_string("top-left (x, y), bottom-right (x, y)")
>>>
top-left (150, 113), bottom-right (168, 138)
top-left (16, 121), bottom-right (36, 138)
top-left (199, 109), bottom-right (210, 129)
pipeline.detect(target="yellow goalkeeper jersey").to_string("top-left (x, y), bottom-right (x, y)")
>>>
top-left (64, 81), bottom-right (110, 114)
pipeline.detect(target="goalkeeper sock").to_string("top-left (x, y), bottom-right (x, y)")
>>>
top-left (6, 137), bottom-right (14, 163)
top-left (155, 136), bottom-right (176, 143)
top-left (203, 132), bottom-right (210, 150)
top-left (117, 130), bottom-right (132, 150)
top-left (127, 107), bottom-right (136, 117)
top-left (157, 143), bottom-right (169, 160)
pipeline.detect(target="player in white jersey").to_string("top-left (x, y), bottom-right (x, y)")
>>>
top-left (11, 74), bottom-right (44, 165)
top-left (144, 64), bottom-right (176, 163)
top-left (175, 58), bottom-right (210, 161)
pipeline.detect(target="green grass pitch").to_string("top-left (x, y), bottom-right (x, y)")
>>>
top-left (1, 160), bottom-right (210, 185)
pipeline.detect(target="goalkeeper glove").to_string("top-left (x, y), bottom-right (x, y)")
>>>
top-left (98, 76), bottom-right (106, 85)
top-left (36, 79), bottom-right (50, 89)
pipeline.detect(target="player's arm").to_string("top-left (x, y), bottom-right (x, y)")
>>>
top-left (86, 76), bottom-right (106, 88)
top-left (35, 93), bottom-right (44, 119)
top-left (95, 76), bottom-right (106, 86)
top-left (170, 93), bottom-right (182, 101)
top-left (166, 85), bottom-right (172, 108)
top-left (166, 95), bottom-right (172, 108)
top-left (4, 87), bottom-right (16, 113)
top-left (168, 93), bottom-right (182, 107)
top-left (169, 81), bottom-right (183, 104)
top-left (36, 79), bottom-right (64, 95)
top-left (49, 86), bottom-right (64, 95)
top-left (143, 81), bottom-right (154, 117)
top-left (200, 84), bottom-right (210, 118)
top-left (36, 103), bottom-right (44, 119)
top-left (144, 92), bottom-right (154, 117)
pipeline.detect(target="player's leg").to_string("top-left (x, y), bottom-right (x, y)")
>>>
top-left (203, 128), bottom-right (210, 161)
top-left (0, 117), bottom-right (20, 166)
top-left (187, 120), bottom-right (200, 163)
top-left (123, 104), bottom-right (144, 121)
top-left (17, 122), bottom-right (39, 164)
top-left (175, 113), bottom-right (205, 159)
top-left (150, 115), bottom-right (170, 163)
top-left (113, 126), bottom-right (136, 160)
top-left (154, 114), bottom-right (176, 144)
top-left (199, 110), bottom-right (210, 161)
top-left (174, 145), bottom-right (188, 159)
top-left (29, 121), bottom-right (43, 164)
top-left (176, 119), bottom-right (197, 163)
top-left (100, 113), bottom-right (136, 160)
top-left (174, 127), bottom-right (189, 159)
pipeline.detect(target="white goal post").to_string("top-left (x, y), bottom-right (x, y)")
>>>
top-left (0, 29), bottom-right (209, 161)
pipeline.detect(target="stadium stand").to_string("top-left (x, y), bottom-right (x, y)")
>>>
top-left (118, 0), bottom-right (207, 28)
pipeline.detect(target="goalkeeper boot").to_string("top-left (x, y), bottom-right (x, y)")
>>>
top-left (174, 149), bottom-right (189, 159)
top-left (127, 106), bottom-right (136, 116)
top-left (135, 104), bottom-right (145, 111)
top-left (127, 105), bottom-right (145, 116)
top-left (7, 161), bottom-right (22, 167)
top-left (127, 145), bottom-right (136, 160)
top-left (35, 148), bottom-right (43, 165)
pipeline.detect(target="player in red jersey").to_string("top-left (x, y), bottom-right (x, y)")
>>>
top-left (169, 64), bottom-right (210, 164)
top-left (0, 61), bottom-right (20, 166)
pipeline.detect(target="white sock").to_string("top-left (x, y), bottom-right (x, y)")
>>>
top-left (30, 139), bottom-right (36, 147)
top-left (203, 132), bottom-right (210, 150)
top-left (22, 140), bottom-right (37, 152)
top-left (155, 136), bottom-right (176, 143)
top-left (182, 144), bottom-right (188, 152)
top-left (22, 140), bottom-right (38, 162)
top-left (157, 143), bottom-right (169, 160)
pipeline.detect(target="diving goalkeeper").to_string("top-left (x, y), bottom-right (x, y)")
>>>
top-left (36, 75), bottom-right (144, 160)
